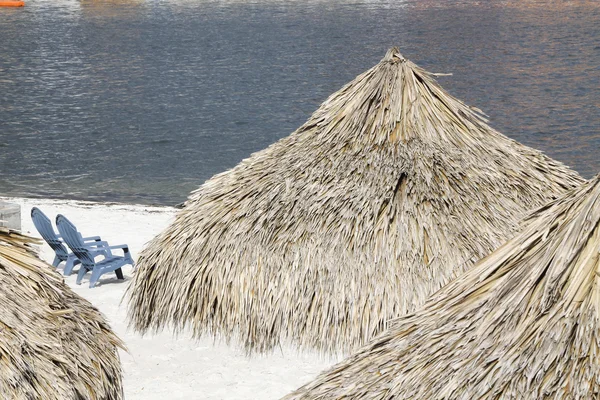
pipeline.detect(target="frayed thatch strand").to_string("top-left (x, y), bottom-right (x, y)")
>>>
top-left (127, 47), bottom-right (584, 354)
top-left (0, 228), bottom-right (125, 400)
top-left (285, 175), bottom-right (600, 399)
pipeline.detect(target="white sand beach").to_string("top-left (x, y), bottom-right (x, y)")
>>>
top-left (1, 196), bottom-right (336, 400)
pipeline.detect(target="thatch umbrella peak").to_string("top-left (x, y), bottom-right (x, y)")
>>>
top-left (382, 46), bottom-right (406, 61)
top-left (0, 228), bottom-right (124, 399)
top-left (128, 48), bottom-right (583, 354)
top-left (285, 175), bottom-right (600, 399)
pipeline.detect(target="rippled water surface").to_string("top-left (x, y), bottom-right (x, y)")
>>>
top-left (1, 0), bottom-right (599, 205)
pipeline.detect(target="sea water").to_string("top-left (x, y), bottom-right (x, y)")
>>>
top-left (1, 0), bottom-right (599, 205)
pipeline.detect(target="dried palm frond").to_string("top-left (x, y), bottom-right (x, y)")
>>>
top-left (0, 227), bottom-right (124, 399)
top-left (127, 47), bottom-right (584, 354)
top-left (285, 174), bottom-right (600, 399)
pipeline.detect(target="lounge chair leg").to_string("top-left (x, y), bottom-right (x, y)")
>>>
top-left (124, 249), bottom-right (134, 266)
top-left (76, 266), bottom-right (88, 285)
top-left (52, 255), bottom-right (61, 268)
top-left (89, 268), bottom-right (103, 288)
top-left (115, 268), bottom-right (124, 280)
top-left (64, 256), bottom-right (80, 276)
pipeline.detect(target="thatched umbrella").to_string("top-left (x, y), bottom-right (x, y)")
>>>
top-left (285, 174), bottom-right (600, 399)
top-left (0, 227), bottom-right (124, 399)
top-left (128, 47), bottom-right (584, 354)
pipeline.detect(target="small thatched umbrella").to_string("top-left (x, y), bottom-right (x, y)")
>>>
top-left (285, 174), bottom-right (600, 399)
top-left (0, 228), bottom-right (124, 399)
top-left (128, 47), bottom-right (584, 354)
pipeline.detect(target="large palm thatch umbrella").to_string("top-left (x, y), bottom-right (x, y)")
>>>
top-left (285, 174), bottom-right (600, 399)
top-left (0, 228), bottom-right (124, 399)
top-left (128, 47), bottom-right (584, 354)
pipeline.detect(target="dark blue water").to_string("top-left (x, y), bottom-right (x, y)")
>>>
top-left (1, 0), bottom-right (599, 206)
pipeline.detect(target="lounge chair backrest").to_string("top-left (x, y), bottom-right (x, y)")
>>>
top-left (56, 214), bottom-right (96, 267)
top-left (31, 207), bottom-right (69, 260)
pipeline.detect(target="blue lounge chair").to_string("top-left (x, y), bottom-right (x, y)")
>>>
top-left (56, 214), bottom-right (134, 288)
top-left (31, 207), bottom-right (103, 274)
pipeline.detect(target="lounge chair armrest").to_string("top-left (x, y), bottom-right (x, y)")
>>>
top-left (105, 245), bottom-right (131, 255)
top-left (85, 240), bottom-right (110, 248)
top-left (107, 244), bottom-right (130, 251)
top-left (82, 236), bottom-right (102, 242)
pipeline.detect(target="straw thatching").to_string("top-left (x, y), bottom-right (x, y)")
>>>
top-left (0, 227), bottom-right (124, 399)
top-left (128, 47), bottom-right (584, 354)
top-left (285, 174), bottom-right (600, 399)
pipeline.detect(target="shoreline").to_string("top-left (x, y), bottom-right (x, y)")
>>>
top-left (0, 194), bottom-right (181, 210)
top-left (2, 196), bottom-right (334, 400)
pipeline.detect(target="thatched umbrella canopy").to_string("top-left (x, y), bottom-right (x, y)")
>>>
top-left (0, 228), bottom-right (124, 399)
top-left (285, 174), bottom-right (600, 399)
top-left (128, 47), bottom-right (584, 354)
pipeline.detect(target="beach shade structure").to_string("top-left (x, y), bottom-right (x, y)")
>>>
top-left (127, 47), bottom-right (584, 354)
top-left (0, 227), bottom-right (124, 399)
top-left (285, 175), bottom-right (600, 400)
